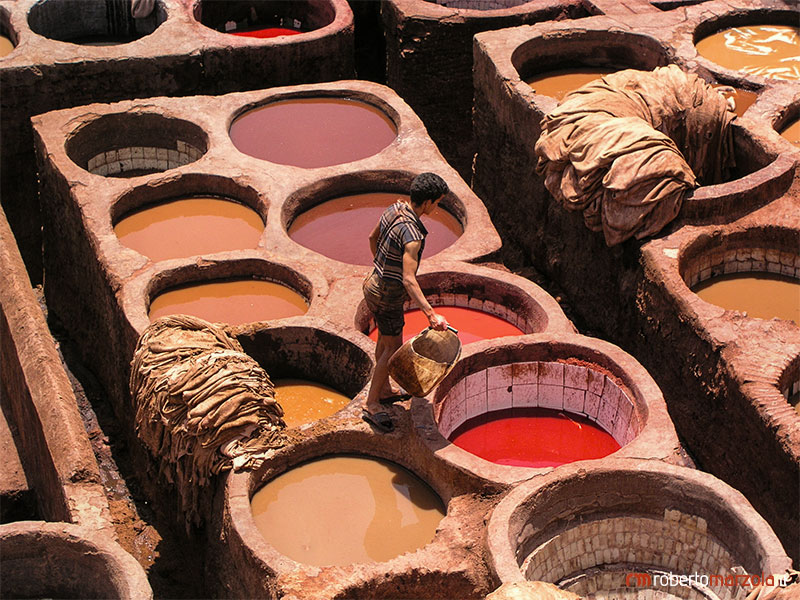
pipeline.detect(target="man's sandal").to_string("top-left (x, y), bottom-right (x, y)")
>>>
top-left (362, 409), bottom-right (394, 433)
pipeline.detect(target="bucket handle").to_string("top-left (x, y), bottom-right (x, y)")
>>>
top-left (420, 326), bottom-right (459, 335)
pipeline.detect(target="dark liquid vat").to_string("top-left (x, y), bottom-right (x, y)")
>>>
top-left (149, 279), bottom-right (307, 326)
top-left (0, 35), bottom-right (14, 57)
top-left (693, 272), bottom-right (799, 323)
top-left (114, 196), bottom-right (263, 261)
top-left (230, 27), bottom-right (302, 38)
top-left (230, 98), bottom-right (397, 167)
top-left (525, 68), bottom-right (612, 101)
top-left (780, 118), bottom-right (800, 146)
top-left (369, 305), bottom-right (524, 344)
top-left (289, 192), bottom-right (462, 265)
top-left (449, 407), bottom-right (621, 468)
top-left (273, 379), bottom-right (350, 428)
top-left (696, 25), bottom-right (800, 81)
top-left (250, 455), bottom-right (445, 566)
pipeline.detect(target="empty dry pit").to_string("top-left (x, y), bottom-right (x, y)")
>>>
top-left (419, 335), bottom-right (683, 484)
top-left (0, 521), bottom-right (152, 599)
top-left (229, 95), bottom-right (397, 168)
top-left (194, 0), bottom-right (334, 38)
top-left (113, 176), bottom-right (265, 262)
top-left (680, 228), bottom-right (799, 324)
top-left (236, 325), bottom-right (372, 427)
top-left (285, 174), bottom-right (464, 265)
top-left (355, 267), bottom-right (568, 345)
top-left (487, 460), bottom-right (793, 600)
top-left (65, 112), bottom-right (208, 177)
top-left (28, 0), bottom-right (166, 45)
top-left (694, 12), bottom-right (800, 83)
top-left (146, 260), bottom-right (310, 327)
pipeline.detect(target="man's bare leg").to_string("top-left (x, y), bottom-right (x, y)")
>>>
top-left (365, 332), bottom-right (402, 415)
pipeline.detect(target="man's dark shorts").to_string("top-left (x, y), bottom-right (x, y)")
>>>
top-left (363, 270), bottom-right (408, 337)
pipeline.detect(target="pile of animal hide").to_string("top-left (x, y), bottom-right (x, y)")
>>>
top-left (535, 65), bottom-right (736, 246)
top-left (130, 315), bottom-right (285, 526)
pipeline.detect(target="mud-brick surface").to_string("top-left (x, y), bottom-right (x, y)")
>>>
top-left (0, 404), bottom-right (35, 522)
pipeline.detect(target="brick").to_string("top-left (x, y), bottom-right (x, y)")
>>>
top-left (563, 387), bottom-right (585, 414)
top-left (539, 361), bottom-right (564, 386)
top-left (465, 392), bottom-right (487, 421)
top-left (465, 370), bottom-right (486, 399)
top-left (513, 361), bottom-right (538, 385)
top-left (487, 385), bottom-right (512, 411)
top-left (512, 383), bottom-right (537, 408)
top-left (564, 364), bottom-right (588, 389)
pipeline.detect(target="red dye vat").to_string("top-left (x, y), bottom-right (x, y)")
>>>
top-left (449, 407), bottom-right (621, 468)
top-left (369, 305), bottom-right (523, 344)
top-left (229, 98), bottom-right (397, 168)
top-left (289, 192), bottom-right (461, 265)
top-left (230, 27), bottom-right (302, 39)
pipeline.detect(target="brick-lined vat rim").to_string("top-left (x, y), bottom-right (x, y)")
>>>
top-left (353, 261), bottom-right (574, 341)
top-left (111, 171), bottom-right (267, 230)
top-left (486, 458), bottom-right (793, 585)
top-left (219, 427), bottom-right (489, 597)
top-left (0, 520), bottom-right (153, 600)
top-left (412, 333), bottom-right (684, 486)
top-left (690, 5), bottom-right (800, 87)
top-left (191, 0), bottom-right (351, 44)
top-left (121, 255), bottom-right (325, 336)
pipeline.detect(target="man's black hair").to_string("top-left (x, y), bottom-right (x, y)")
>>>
top-left (409, 172), bottom-right (449, 206)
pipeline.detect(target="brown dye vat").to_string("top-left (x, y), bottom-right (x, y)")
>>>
top-left (711, 84), bottom-right (758, 117)
top-left (229, 98), bottom-right (397, 168)
top-left (0, 35), bottom-right (13, 57)
top-left (273, 379), bottom-right (350, 427)
top-left (693, 273), bottom-right (799, 323)
top-left (288, 192), bottom-right (462, 265)
top-left (114, 197), bottom-right (263, 261)
top-left (149, 279), bottom-right (307, 326)
top-left (525, 67), bottom-right (612, 101)
top-left (780, 117), bottom-right (800, 146)
top-left (696, 25), bottom-right (800, 81)
top-left (250, 455), bottom-right (445, 566)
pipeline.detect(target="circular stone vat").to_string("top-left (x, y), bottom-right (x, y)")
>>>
top-left (695, 22), bottom-right (800, 82)
top-left (236, 326), bottom-right (372, 427)
top-left (681, 229), bottom-right (799, 324)
top-left (779, 356), bottom-right (800, 416)
top-left (0, 8), bottom-right (16, 57)
top-left (0, 521), bottom-right (152, 599)
top-left (423, 0), bottom-right (531, 10)
top-left (776, 102), bottom-right (800, 148)
top-left (148, 261), bottom-right (310, 325)
top-left (512, 30), bottom-right (671, 100)
top-left (487, 460), bottom-right (792, 598)
top-left (250, 454), bottom-right (445, 566)
top-left (65, 113), bottom-right (208, 177)
top-left (356, 268), bottom-right (559, 344)
top-left (288, 191), bottom-right (462, 265)
top-left (710, 83), bottom-right (758, 118)
top-left (195, 0), bottom-right (333, 38)
top-left (28, 0), bottom-right (166, 45)
top-left (114, 196), bottom-right (264, 261)
top-left (229, 96), bottom-right (397, 167)
top-left (331, 570), bottom-right (484, 600)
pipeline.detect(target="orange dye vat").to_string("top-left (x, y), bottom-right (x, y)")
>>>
top-left (149, 279), bottom-right (307, 326)
top-left (250, 455), bottom-right (445, 566)
top-left (273, 379), bottom-right (350, 427)
top-left (449, 407), bottom-right (621, 468)
top-left (696, 25), bottom-right (800, 81)
top-left (289, 192), bottom-right (462, 265)
top-left (229, 98), bottom-right (397, 168)
top-left (693, 272), bottom-right (799, 323)
top-left (780, 118), bottom-right (800, 146)
top-left (114, 196), bottom-right (263, 261)
top-left (369, 306), bottom-right (524, 344)
top-left (0, 36), bottom-right (14, 57)
top-left (525, 67), bottom-right (612, 101)
top-left (711, 84), bottom-right (758, 117)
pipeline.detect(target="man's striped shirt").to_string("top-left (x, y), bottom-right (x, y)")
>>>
top-left (373, 201), bottom-right (427, 283)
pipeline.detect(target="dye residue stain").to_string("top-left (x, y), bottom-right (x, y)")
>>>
top-left (229, 98), bottom-right (397, 167)
top-left (693, 272), bottom-right (799, 324)
top-left (525, 68), bottom-right (612, 101)
top-left (0, 36), bottom-right (14, 57)
top-left (250, 456), bottom-right (445, 566)
top-left (230, 27), bottom-right (302, 39)
top-left (273, 379), bottom-right (351, 428)
top-left (114, 197), bottom-right (263, 261)
top-left (695, 25), bottom-right (800, 81)
top-left (289, 192), bottom-right (462, 265)
top-left (148, 279), bottom-right (307, 326)
top-left (368, 306), bottom-right (524, 344)
top-left (449, 407), bottom-right (621, 468)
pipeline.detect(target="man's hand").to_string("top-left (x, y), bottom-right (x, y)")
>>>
top-left (428, 312), bottom-right (448, 331)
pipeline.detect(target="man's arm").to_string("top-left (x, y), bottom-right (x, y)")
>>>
top-left (402, 241), bottom-right (447, 330)
top-left (368, 222), bottom-right (380, 258)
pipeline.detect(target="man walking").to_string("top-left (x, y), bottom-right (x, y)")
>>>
top-left (361, 173), bottom-right (450, 433)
